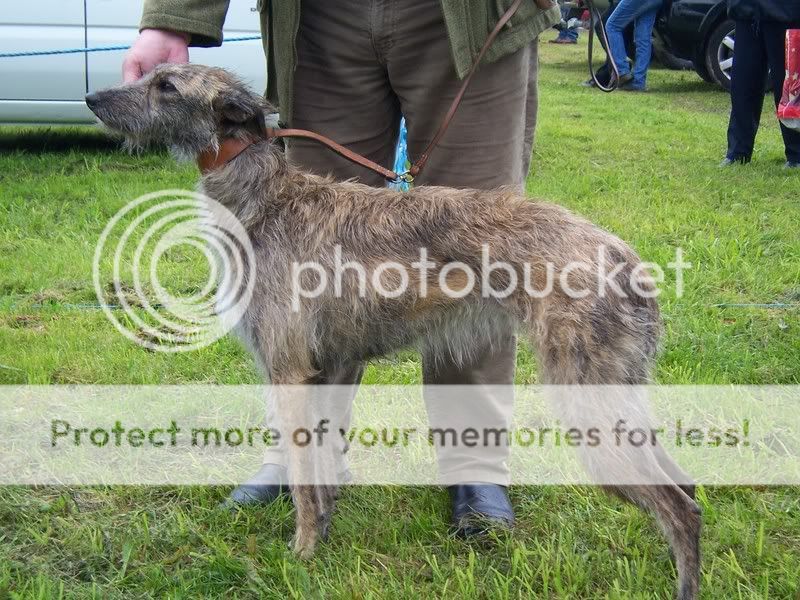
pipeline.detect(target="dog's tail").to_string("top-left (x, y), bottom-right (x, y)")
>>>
top-left (527, 275), bottom-right (701, 600)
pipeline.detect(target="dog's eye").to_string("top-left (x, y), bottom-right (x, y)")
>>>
top-left (158, 79), bottom-right (178, 93)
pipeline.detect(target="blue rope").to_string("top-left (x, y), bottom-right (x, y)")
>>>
top-left (0, 36), bottom-right (262, 59)
top-left (711, 303), bottom-right (800, 309)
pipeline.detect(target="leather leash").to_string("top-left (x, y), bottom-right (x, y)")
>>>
top-left (585, 0), bottom-right (620, 92)
top-left (199, 0), bottom-right (552, 181)
top-left (265, 127), bottom-right (401, 181)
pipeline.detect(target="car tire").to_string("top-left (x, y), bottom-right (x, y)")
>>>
top-left (703, 19), bottom-right (772, 93)
top-left (693, 63), bottom-right (715, 83)
top-left (692, 48), bottom-right (715, 83)
top-left (705, 19), bottom-right (736, 90)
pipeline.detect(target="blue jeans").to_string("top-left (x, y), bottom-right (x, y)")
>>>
top-left (556, 3), bottom-right (579, 42)
top-left (556, 27), bottom-right (579, 42)
top-left (606, 0), bottom-right (662, 88)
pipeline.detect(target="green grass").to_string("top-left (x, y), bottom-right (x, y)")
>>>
top-left (1, 41), bottom-right (799, 598)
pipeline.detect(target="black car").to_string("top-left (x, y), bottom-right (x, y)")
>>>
top-left (655, 0), bottom-right (736, 89)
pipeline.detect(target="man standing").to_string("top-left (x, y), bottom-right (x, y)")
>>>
top-left (550, 0), bottom-right (582, 44)
top-left (722, 0), bottom-right (800, 168)
top-left (604, 0), bottom-right (664, 91)
top-left (123, 0), bottom-right (559, 535)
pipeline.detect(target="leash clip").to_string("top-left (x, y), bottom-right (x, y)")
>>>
top-left (395, 171), bottom-right (414, 185)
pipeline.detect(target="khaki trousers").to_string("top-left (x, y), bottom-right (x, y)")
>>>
top-left (263, 0), bottom-right (540, 485)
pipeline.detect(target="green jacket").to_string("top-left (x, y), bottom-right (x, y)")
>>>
top-left (141, 0), bottom-right (560, 124)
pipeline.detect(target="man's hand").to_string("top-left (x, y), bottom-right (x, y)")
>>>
top-left (122, 28), bottom-right (191, 82)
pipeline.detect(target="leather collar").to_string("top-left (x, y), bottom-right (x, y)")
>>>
top-left (197, 137), bottom-right (259, 174)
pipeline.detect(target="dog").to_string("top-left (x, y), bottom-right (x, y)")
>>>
top-left (86, 63), bottom-right (701, 599)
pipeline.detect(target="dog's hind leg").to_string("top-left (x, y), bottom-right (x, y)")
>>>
top-left (530, 302), bottom-right (700, 599)
top-left (613, 484), bottom-right (701, 600)
top-left (653, 441), bottom-right (696, 501)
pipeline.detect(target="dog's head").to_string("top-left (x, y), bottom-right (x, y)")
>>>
top-left (86, 63), bottom-right (271, 157)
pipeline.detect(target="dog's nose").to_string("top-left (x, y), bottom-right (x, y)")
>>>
top-left (85, 93), bottom-right (99, 109)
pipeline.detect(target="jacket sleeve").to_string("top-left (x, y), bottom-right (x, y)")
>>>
top-left (140, 0), bottom-right (232, 47)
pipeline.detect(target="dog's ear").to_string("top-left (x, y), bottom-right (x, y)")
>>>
top-left (214, 88), bottom-right (267, 137)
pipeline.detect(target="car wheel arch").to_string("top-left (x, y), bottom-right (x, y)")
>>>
top-left (697, 2), bottom-right (729, 41)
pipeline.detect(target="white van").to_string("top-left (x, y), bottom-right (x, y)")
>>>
top-left (0, 0), bottom-right (266, 124)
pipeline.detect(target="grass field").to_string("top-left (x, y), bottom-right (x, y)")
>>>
top-left (1, 40), bottom-right (799, 598)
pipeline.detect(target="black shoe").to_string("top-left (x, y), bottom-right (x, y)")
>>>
top-left (221, 463), bottom-right (289, 509)
top-left (449, 483), bottom-right (514, 537)
top-left (720, 156), bottom-right (750, 167)
top-left (613, 72), bottom-right (634, 88)
top-left (619, 82), bottom-right (646, 92)
top-left (785, 160), bottom-right (799, 169)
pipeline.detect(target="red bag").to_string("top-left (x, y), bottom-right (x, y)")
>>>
top-left (778, 29), bottom-right (800, 131)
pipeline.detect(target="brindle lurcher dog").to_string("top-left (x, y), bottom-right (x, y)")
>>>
top-left (87, 64), bottom-right (701, 599)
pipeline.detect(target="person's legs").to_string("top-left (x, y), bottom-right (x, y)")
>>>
top-left (228, 362), bottom-right (364, 507)
top-left (387, 0), bottom-right (537, 488)
top-left (605, 0), bottom-right (638, 78)
top-left (606, 0), bottom-right (661, 81)
top-left (629, 2), bottom-right (660, 88)
top-left (552, 4), bottom-right (578, 42)
top-left (556, 4), bottom-right (580, 43)
top-left (566, 25), bottom-right (580, 42)
top-left (233, 0), bottom-right (537, 516)
top-left (420, 338), bottom-right (517, 486)
top-left (583, 1), bottom-right (619, 87)
top-left (762, 21), bottom-right (800, 163)
top-left (726, 20), bottom-right (768, 162)
top-left (598, 1), bottom-right (615, 49)
top-left (277, 0), bottom-right (404, 462)
top-left (555, 27), bottom-right (579, 43)
top-left (522, 42), bottom-right (540, 180)
top-left (288, 0), bottom-right (402, 183)
top-left (261, 363), bottom-right (364, 471)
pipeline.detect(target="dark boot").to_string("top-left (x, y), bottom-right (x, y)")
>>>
top-left (221, 463), bottom-right (289, 509)
top-left (449, 483), bottom-right (515, 537)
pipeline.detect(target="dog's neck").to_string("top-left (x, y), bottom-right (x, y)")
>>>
top-left (197, 137), bottom-right (260, 175)
top-left (196, 136), bottom-right (295, 230)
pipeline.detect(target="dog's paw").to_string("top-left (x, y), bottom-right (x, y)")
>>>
top-left (290, 529), bottom-right (318, 559)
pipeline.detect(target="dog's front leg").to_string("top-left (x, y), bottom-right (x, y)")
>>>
top-left (272, 377), bottom-right (339, 558)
